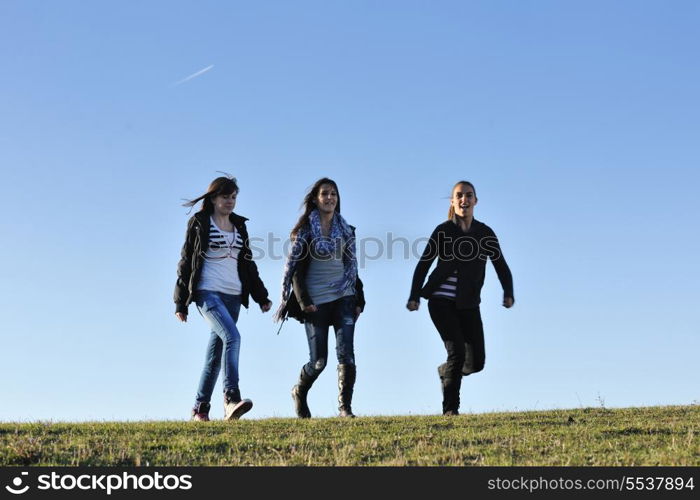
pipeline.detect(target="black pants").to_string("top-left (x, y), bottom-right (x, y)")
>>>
top-left (428, 298), bottom-right (485, 379)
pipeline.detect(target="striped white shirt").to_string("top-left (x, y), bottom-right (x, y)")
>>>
top-left (432, 270), bottom-right (457, 300)
top-left (197, 218), bottom-right (243, 295)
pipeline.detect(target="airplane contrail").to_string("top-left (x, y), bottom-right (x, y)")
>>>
top-left (173, 64), bottom-right (214, 85)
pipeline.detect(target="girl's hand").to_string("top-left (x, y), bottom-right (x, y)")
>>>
top-left (503, 296), bottom-right (514, 308)
top-left (175, 312), bottom-right (188, 323)
top-left (261, 301), bottom-right (272, 313)
top-left (354, 306), bottom-right (362, 322)
top-left (304, 304), bottom-right (318, 313)
top-left (406, 300), bottom-right (420, 311)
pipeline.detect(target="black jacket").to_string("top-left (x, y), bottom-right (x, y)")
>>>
top-left (409, 219), bottom-right (514, 309)
top-left (174, 211), bottom-right (270, 314)
top-left (284, 228), bottom-right (366, 323)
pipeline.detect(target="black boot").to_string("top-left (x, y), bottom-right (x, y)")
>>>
top-left (438, 363), bottom-right (461, 416)
top-left (338, 363), bottom-right (356, 418)
top-left (291, 367), bottom-right (317, 418)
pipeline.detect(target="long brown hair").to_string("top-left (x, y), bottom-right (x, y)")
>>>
top-left (290, 178), bottom-right (341, 237)
top-left (447, 180), bottom-right (477, 219)
top-left (183, 176), bottom-right (239, 214)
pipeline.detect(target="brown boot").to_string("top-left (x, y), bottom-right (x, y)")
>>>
top-left (291, 367), bottom-right (316, 418)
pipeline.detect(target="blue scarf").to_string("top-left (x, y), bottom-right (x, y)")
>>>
top-left (274, 209), bottom-right (358, 323)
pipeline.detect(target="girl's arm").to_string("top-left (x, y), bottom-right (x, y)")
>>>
top-left (484, 228), bottom-right (514, 307)
top-left (291, 237), bottom-right (313, 310)
top-left (407, 226), bottom-right (440, 304)
top-left (174, 218), bottom-right (197, 315)
top-left (240, 223), bottom-right (271, 308)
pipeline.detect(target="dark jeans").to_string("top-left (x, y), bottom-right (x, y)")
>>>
top-left (428, 298), bottom-right (485, 379)
top-left (302, 295), bottom-right (356, 377)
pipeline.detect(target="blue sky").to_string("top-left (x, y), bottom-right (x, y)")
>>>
top-left (0, 0), bottom-right (698, 421)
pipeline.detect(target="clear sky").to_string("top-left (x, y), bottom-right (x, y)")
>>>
top-left (1, 0), bottom-right (698, 421)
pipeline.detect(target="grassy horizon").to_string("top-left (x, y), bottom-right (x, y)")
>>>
top-left (2, 405), bottom-right (698, 466)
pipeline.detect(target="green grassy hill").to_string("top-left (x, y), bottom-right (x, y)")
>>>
top-left (2, 405), bottom-right (697, 466)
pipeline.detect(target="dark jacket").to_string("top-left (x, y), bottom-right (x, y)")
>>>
top-left (174, 211), bottom-right (270, 314)
top-left (284, 227), bottom-right (366, 323)
top-left (409, 219), bottom-right (514, 309)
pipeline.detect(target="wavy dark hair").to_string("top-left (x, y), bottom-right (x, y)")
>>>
top-left (290, 177), bottom-right (341, 237)
top-left (447, 180), bottom-right (477, 220)
top-left (183, 176), bottom-right (239, 214)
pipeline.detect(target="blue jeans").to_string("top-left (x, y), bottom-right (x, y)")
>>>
top-left (302, 295), bottom-right (356, 377)
top-left (194, 290), bottom-right (242, 403)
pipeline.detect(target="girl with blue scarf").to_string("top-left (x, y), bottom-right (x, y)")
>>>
top-left (274, 178), bottom-right (365, 418)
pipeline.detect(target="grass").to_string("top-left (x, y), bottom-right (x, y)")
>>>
top-left (1, 405), bottom-right (697, 466)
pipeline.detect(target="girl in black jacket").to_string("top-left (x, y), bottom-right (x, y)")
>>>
top-left (407, 181), bottom-right (514, 415)
top-left (274, 178), bottom-right (365, 418)
top-left (175, 176), bottom-right (272, 421)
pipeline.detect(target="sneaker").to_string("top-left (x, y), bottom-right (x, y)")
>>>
top-left (191, 401), bottom-right (211, 422)
top-left (224, 389), bottom-right (253, 420)
top-left (443, 410), bottom-right (459, 416)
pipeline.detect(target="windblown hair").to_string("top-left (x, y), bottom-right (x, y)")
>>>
top-left (183, 176), bottom-right (239, 214)
top-left (290, 178), bottom-right (341, 237)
